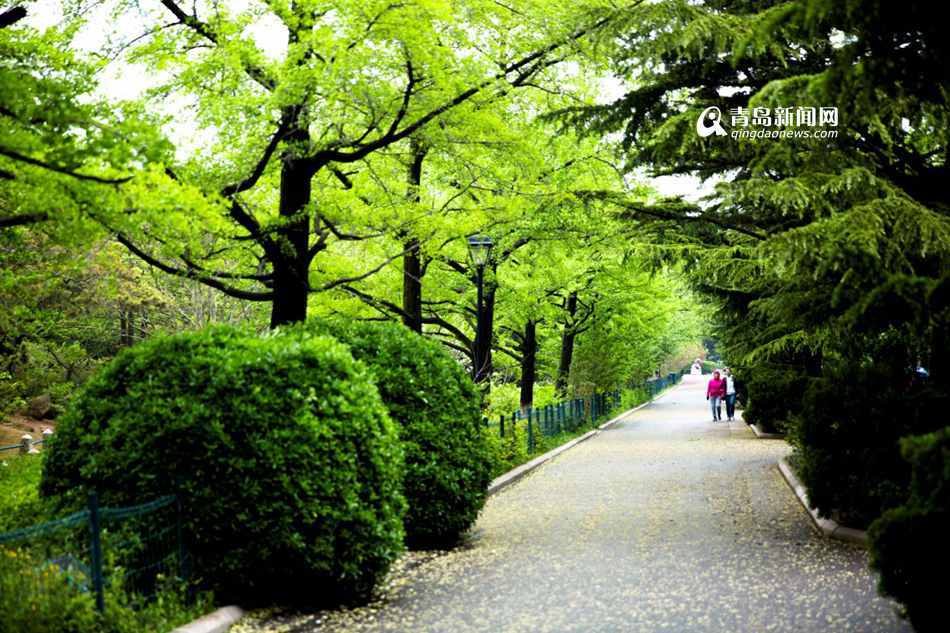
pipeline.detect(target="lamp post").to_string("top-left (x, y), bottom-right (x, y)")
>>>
top-left (467, 235), bottom-right (494, 383)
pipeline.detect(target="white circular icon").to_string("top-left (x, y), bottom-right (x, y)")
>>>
top-left (696, 106), bottom-right (727, 137)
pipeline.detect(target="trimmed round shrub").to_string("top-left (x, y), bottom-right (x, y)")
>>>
top-left (284, 320), bottom-right (492, 548)
top-left (40, 327), bottom-right (405, 605)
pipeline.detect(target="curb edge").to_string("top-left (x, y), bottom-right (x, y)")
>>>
top-left (171, 606), bottom-right (245, 633)
top-left (777, 458), bottom-right (867, 546)
top-left (750, 423), bottom-right (786, 440)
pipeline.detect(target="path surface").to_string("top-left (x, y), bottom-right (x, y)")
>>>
top-left (239, 376), bottom-right (910, 633)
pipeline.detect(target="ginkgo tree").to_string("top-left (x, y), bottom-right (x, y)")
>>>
top-left (30, 0), bottom-right (628, 327)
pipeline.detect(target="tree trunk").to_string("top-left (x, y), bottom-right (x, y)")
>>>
top-left (269, 152), bottom-right (312, 328)
top-left (519, 319), bottom-right (537, 411)
top-left (402, 239), bottom-right (423, 332)
top-left (555, 291), bottom-right (578, 395)
top-left (119, 309), bottom-right (134, 347)
top-left (402, 139), bottom-right (427, 332)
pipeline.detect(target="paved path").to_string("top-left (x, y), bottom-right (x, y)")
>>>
top-left (239, 376), bottom-right (910, 633)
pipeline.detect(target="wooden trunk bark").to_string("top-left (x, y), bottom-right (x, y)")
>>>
top-left (402, 140), bottom-right (427, 332)
top-left (269, 152), bottom-right (312, 328)
top-left (555, 291), bottom-right (578, 394)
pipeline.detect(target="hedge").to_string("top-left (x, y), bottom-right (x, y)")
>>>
top-left (869, 427), bottom-right (950, 633)
top-left (40, 327), bottom-right (405, 605)
top-left (791, 362), bottom-right (945, 527)
top-left (739, 365), bottom-right (800, 434)
top-left (285, 320), bottom-right (492, 549)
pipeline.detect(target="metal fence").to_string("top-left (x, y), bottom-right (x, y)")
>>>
top-left (0, 492), bottom-right (188, 612)
top-left (0, 429), bottom-right (53, 456)
top-left (640, 371), bottom-right (681, 397)
top-left (484, 372), bottom-right (683, 453)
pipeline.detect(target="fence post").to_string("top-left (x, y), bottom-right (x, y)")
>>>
top-left (88, 491), bottom-right (105, 612)
top-left (175, 495), bottom-right (191, 595)
top-left (527, 408), bottom-right (535, 452)
top-left (19, 434), bottom-right (32, 455)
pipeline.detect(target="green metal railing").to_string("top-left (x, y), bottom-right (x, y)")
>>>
top-left (640, 371), bottom-right (680, 397)
top-left (484, 372), bottom-right (683, 454)
top-left (0, 431), bottom-right (52, 455)
top-left (0, 492), bottom-right (188, 612)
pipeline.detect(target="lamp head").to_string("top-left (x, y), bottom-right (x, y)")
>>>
top-left (466, 235), bottom-right (494, 267)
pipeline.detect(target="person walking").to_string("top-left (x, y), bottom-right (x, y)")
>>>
top-left (706, 370), bottom-right (726, 422)
top-left (723, 367), bottom-right (737, 421)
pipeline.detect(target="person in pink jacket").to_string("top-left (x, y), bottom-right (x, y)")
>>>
top-left (706, 370), bottom-right (727, 422)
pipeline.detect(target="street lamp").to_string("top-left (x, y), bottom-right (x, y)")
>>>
top-left (467, 235), bottom-right (494, 382)
top-left (467, 235), bottom-right (494, 267)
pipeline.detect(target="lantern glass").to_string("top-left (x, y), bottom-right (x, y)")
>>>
top-left (467, 235), bottom-right (494, 267)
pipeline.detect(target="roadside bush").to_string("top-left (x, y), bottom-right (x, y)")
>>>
top-left (0, 547), bottom-right (206, 633)
top-left (486, 382), bottom-right (520, 419)
top-left (0, 456), bottom-right (50, 532)
top-left (482, 417), bottom-right (529, 477)
top-left (40, 327), bottom-right (405, 605)
top-left (486, 382), bottom-right (557, 419)
top-left (286, 320), bottom-right (492, 549)
top-left (739, 365), bottom-right (800, 434)
top-left (791, 361), bottom-right (946, 527)
top-left (533, 384), bottom-right (558, 408)
top-left (0, 371), bottom-right (27, 418)
top-left (869, 427), bottom-right (950, 633)
top-left (621, 386), bottom-right (650, 411)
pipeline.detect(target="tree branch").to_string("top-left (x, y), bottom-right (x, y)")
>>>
top-left (0, 6), bottom-right (26, 29)
top-left (0, 147), bottom-right (131, 184)
top-left (0, 212), bottom-right (49, 229)
top-left (158, 0), bottom-right (276, 91)
top-left (221, 114), bottom-right (292, 196)
top-left (339, 284), bottom-right (409, 320)
top-left (114, 231), bottom-right (273, 301)
top-left (313, 242), bottom-right (420, 292)
top-left (313, 8), bottom-right (623, 165)
top-left (582, 191), bottom-right (769, 240)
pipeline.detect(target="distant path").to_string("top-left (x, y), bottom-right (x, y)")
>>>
top-left (240, 376), bottom-right (910, 633)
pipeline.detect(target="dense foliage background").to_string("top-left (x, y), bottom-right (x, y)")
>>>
top-left (2, 0), bottom-right (946, 629)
